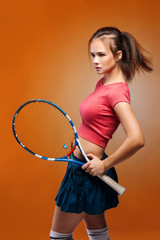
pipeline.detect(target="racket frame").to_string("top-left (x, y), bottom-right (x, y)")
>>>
top-left (12, 99), bottom-right (84, 165)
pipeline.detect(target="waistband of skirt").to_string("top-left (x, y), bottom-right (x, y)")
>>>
top-left (70, 152), bottom-right (108, 161)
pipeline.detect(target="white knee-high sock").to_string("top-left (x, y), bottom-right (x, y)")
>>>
top-left (50, 230), bottom-right (74, 240)
top-left (87, 226), bottom-right (110, 240)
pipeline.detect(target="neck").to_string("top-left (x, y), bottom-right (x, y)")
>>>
top-left (103, 66), bottom-right (125, 85)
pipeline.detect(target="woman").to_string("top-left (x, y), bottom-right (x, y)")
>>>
top-left (50, 27), bottom-right (152, 240)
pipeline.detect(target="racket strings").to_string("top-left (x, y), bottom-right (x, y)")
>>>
top-left (14, 101), bottom-right (75, 158)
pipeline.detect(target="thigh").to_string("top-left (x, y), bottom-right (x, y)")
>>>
top-left (51, 206), bottom-right (85, 233)
top-left (84, 213), bottom-right (107, 229)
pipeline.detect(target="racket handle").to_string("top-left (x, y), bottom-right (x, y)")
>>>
top-left (97, 174), bottom-right (126, 195)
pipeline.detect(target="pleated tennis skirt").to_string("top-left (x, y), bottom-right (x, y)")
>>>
top-left (55, 153), bottom-right (119, 215)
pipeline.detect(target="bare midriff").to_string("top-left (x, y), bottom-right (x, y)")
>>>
top-left (73, 136), bottom-right (105, 161)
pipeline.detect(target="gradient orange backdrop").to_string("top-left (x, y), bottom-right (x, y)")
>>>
top-left (0, 0), bottom-right (160, 239)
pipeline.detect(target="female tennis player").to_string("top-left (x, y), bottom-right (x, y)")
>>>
top-left (50, 27), bottom-right (152, 240)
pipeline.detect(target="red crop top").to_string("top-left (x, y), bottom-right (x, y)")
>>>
top-left (78, 78), bottom-right (130, 148)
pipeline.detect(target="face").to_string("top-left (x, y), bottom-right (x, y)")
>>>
top-left (90, 38), bottom-right (119, 75)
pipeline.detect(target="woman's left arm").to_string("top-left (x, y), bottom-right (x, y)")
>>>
top-left (82, 102), bottom-right (145, 176)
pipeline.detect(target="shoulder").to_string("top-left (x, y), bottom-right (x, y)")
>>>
top-left (107, 82), bottom-right (130, 108)
top-left (108, 82), bottom-right (130, 97)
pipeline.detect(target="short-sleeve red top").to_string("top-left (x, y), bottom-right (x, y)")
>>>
top-left (78, 78), bottom-right (130, 148)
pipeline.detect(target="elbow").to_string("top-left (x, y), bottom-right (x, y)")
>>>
top-left (133, 135), bottom-right (145, 150)
top-left (129, 134), bottom-right (145, 151)
top-left (137, 138), bottom-right (145, 149)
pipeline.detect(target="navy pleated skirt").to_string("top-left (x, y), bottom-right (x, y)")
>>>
top-left (55, 153), bottom-right (119, 215)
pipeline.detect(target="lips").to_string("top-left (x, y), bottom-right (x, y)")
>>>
top-left (95, 67), bottom-right (102, 71)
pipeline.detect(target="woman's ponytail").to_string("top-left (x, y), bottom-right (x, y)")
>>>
top-left (121, 32), bottom-right (153, 80)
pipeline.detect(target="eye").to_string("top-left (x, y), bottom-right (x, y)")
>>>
top-left (90, 53), bottom-right (95, 58)
top-left (98, 53), bottom-right (106, 57)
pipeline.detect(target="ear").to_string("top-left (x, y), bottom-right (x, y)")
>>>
top-left (116, 50), bottom-right (122, 62)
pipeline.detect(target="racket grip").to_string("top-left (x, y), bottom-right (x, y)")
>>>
top-left (97, 174), bottom-right (126, 195)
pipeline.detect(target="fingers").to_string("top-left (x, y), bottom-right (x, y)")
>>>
top-left (81, 153), bottom-right (95, 171)
top-left (86, 153), bottom-right (94, 159)
top-left (82, 162), bottom-right (96, 176)
top-left (81, 153), bottom-right (105, 176)
top-left (81, 162), bottom-right (89, 170)
top-left (81, 154), bottom-right (100, 176)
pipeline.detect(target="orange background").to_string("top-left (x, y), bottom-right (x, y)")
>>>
top-left (0, 0), bottom-right (160, 239)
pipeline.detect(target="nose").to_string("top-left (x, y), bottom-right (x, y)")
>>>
top-left (93, 55), bottom-right (99, 65)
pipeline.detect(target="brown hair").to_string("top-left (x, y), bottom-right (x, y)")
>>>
top-left (88, 27), bottom-right (153, 81)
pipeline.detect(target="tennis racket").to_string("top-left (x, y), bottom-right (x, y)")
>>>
top-left (12, 99), bottom-right (126, 195)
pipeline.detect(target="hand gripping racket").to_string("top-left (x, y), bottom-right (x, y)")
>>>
top-left (12, 99), bottom-right (126, 195)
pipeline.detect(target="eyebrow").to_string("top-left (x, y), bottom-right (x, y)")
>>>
top-left (90, 51), bottom-right (106, 54)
